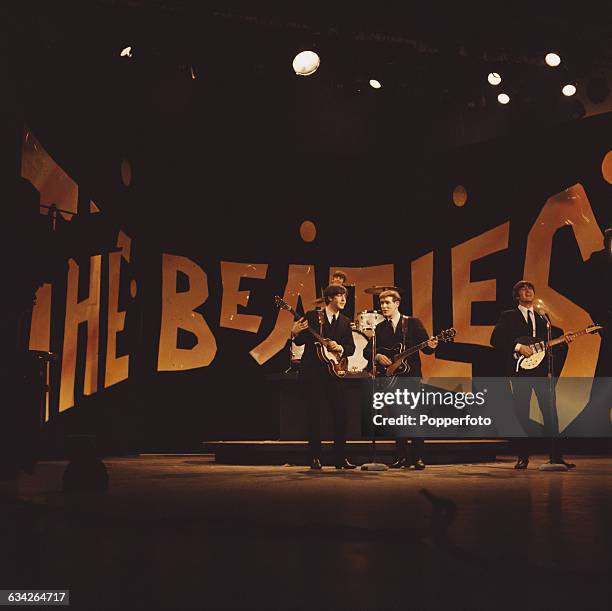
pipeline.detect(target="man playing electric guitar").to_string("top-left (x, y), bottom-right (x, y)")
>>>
top-left (364, 289), bottom-right (438, 469)
top-left (490, 280), bottom-right (575, 469)
top-left (291, 284), bottom-right (356, 470)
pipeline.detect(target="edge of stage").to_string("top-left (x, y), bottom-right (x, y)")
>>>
top-left (201, 439), bottom-right (507, 465)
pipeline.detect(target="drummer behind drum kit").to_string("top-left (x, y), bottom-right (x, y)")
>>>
top-left (290, 285), bottom-right (403, 377)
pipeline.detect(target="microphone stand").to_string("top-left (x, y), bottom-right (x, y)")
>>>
top-left (361, 321), bottom-right (388, 471)
top-left (538, 312), bottom-right (567, 471)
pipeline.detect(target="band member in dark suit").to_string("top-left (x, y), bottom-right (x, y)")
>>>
top-left (364, 289), bottom-right (438, 469)
top-left (291, 284), bottom-right (356, 470)
top-left (490, 280), bottom-right (575, 469)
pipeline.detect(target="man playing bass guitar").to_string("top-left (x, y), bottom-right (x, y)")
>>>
top-left (291, 284), bottom-right (356, 470)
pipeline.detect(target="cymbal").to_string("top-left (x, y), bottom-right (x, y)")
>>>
top-left (364, 285), bottom-right (402, 295)
top-left (312, 297), bottom-right (326, 306)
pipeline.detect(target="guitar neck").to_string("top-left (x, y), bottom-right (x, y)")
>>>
top-left (286, 306), bottom-right (326, 344)
top-left (547, 328), bottom-right (588, 348)
top-left (395, 339), bottom-right (430, 361)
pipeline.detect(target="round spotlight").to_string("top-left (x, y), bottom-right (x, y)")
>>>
top-left (292, 51), bottom-right (320, 76)
top-left (369, 79), bottom-right (382, 89)
top-left (487, 72), bottom-right (502, 86)
top-left (562, 83), bottom-right (577, 97)
top-left (497, 93), bottom-right (510, 105)
top-left (545, 52), bottom-right (561, 67)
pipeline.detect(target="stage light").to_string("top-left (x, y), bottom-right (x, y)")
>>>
top-left (120, 46), bottom-right (133, 58)
top-left (292, 51), bottom-right (320, 76)
top-left (487, 72), bottom-right (501, 86)
top-left (497, 93), bottom-right (510, 105)
top-left (190, 65), bottom-right (196, 80)
top-left (369, 79), bottom-right (382, 89)
top-left (545, 52), bottom-right (561, 67)
top-left (562, 83), bottom-right (577, 97)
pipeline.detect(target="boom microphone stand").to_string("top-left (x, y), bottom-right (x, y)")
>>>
top-left (538, 312), bottom-right (567, 472)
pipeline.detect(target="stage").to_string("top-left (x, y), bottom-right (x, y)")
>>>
top-left (4, 455), bottom-right (612, 610)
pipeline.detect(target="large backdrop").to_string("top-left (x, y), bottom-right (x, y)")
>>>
top-left (19, 104), bottom-right (612, 450)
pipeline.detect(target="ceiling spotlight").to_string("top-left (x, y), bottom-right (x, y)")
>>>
top-left (562, 83), bottom-right (577, 97)
top-left (497, 93), bottom-right (510, 105)
top-left (120, 46), bottom-right (133, 58)
top-left (190, 65), bottom-right (196, 80)
top-left (487, 72), bottom-right (502, 86)
top-left (545, 52), bottom-right (561, 67)
top-left (369, 79), bottom-right (382, 89)
top-left (292, 51), bottom-right (320, 76)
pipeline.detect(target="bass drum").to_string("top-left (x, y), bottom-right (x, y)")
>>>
top-left (291, 330), bottom-right (371, 374)
top-left (291, 341), bottom-right (305, 365)
top-left (346, 329), bottom-right (370, 374)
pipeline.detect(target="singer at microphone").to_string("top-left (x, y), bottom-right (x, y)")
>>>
top-left (490, 280), bottom-right (575, 469)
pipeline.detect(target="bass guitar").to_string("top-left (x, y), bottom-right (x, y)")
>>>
top-left (515, 324), bottom-right (603, 373)
top-left (274, 296), bottom-right (348, 378)
top-left (377, 328), bottom-right (456, 377)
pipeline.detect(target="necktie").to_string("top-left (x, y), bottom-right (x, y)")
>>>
top-left (387, 318), bottom-right (394, 332)
top-left (527, 310), bottom-right (534, 337)
top-left (330, 314), bottom-right (337, 334)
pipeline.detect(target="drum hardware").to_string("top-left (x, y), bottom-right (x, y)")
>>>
top-left (356, 310), bottom-right (384, 339)
top-left (363, 285), bottom-right (403, 295)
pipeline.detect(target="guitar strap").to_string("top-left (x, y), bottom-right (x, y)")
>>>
top-left (401, 315), bottom-right (409, 348)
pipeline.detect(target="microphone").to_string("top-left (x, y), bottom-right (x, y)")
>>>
top-left (534, 302), bottom-right (551, 326)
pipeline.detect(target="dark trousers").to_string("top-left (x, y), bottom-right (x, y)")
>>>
top-left (395, 377), bottom-right (424, 463)
top-left (303, 374), bottom-right (348, 462)
top-left (395, 438), bottom-right (424, 462)
top-left (511, 375), bottom-right (561, 462)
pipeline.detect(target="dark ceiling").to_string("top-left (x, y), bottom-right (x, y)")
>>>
top-left (3, 2), bottom-right (612, 190)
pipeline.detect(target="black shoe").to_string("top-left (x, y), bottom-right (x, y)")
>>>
top-left (389, 457), bottom-right (408, 469)
top-left (413, 458), bottom-right (426, 470)
top-left (310, 458), bottom-right (322, 470)
top-left (335, 458), bottom-right (357, 470)
top-left (514, 458), bottom-right (529, 470)
top-left (552, 459), bottom-right (576, 469)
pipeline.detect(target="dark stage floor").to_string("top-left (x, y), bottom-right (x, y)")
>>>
top-left (3, 455), bottom-right (612, 610)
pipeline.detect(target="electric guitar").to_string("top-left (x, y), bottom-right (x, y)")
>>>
top-left (274, 296), bottom-right (348, 378)
top-left (515, 324), bottom-right (603, 372)
top-left (377, 328), bottom-right (456, 377)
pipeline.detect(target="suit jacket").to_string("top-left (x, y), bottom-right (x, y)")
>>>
top-left (293, 309), bottom-right (355, 378)
top-left (490, 307), bottom-right (566, 376)
top-left (364, 314), bottom-right (433, 378)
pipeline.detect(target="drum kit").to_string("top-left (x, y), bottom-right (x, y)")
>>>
top-left (290, 285), bottom-right (401, 376)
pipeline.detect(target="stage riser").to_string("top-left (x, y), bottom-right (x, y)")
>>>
top-left (203, 441), bottom-right (505, 465)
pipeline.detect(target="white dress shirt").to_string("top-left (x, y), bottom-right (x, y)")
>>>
top-left (515, 304), bottom-right (536, 354)
top-left (387, 310), bottom-right (402, 332)
top-left (325, 306), bottom-right (343, 355)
